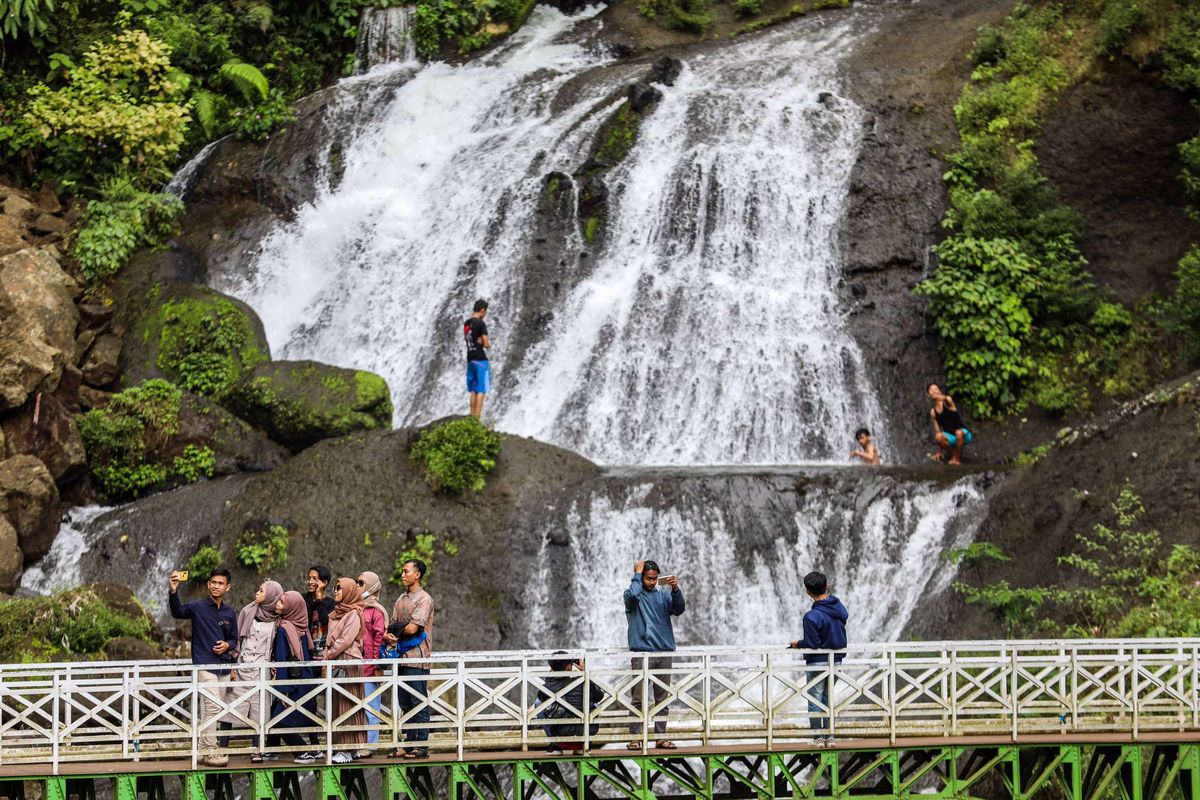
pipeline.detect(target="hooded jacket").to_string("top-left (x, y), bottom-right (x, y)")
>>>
top-left (624, 573), bottom-right (686, 651)
top-left (798, 596), bottom-right (848, 665)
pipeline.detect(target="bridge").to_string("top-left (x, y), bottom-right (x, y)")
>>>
top-left (0, 639), bottom-right (1198, 799)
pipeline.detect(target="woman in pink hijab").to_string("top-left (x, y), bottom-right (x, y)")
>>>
top-left (324, 577), bottom-right (368, 762)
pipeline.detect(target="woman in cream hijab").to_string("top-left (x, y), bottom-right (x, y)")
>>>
top-left (235, 580), bottom-right (282, 763)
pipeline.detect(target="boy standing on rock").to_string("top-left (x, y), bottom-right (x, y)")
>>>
top-left (464, 299), bottom-right (491, 418)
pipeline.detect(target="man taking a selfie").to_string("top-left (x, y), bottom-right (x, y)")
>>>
top-left (170, 567), bottom-right (238, 767)
top-left (624, 559), bottom-right (685, 750)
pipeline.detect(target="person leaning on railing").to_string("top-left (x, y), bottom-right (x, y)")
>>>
top-left (168, 567), bottom-right (239, 767)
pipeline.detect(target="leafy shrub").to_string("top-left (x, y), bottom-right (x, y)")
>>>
top-left (969, 25), bottom-right (1006, 66)
top-left (637, 0), bottom-right (711, 33)
top-left (0, 0), bottom-right (59, 41)
top-left (1095, 0), bottom-right (1146, 55)
top-left (410, 417), bottom-right (501, 493)
top-left (412, 0), bottom-right (533, 59)
top-left (1162, 7), bottom-right (1200, 93)
top-left (1163, 245), bottom-right (1200, 343)
top-left (236, 523), bottom-right (290, 573)
top-left (71, 176), bottom-right (183, 283)
top-left (172, 444), bottom-right (215, 483)
top-left (389, 531), bottom-right (459, 587)
top-left (733, 0), bottom-right (762, 17)
top-left (76, 379), bottom-right (214, 500)
top-left (0, 586), bottom-right (154, 661)
top-left (186, 545), bottom-right (222, 581)
top-left (21, 28), bottom-right (190, 186)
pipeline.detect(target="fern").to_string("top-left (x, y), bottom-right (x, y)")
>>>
top-left (242, 2), bottom-right (273, 32)
top-left (219, 60), bottom-right (269, 102)
top-left (191, 89), bottom-right (220, 138)
top-left (0, 0), bottom-right (56, 40)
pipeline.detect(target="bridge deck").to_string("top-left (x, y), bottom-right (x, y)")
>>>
top-left (2, 732), bottom-right (1200, 779)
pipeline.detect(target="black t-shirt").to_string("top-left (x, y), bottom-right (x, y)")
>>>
top-left (304, 593), bottom-right (335, 655)
top-left (464, 317), bottom-right (488, 362)
top-left (935, 403), bottom-right (967, 432)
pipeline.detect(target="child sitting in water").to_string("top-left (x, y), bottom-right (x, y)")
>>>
top-left (850, 427), bottom-right (880, 464)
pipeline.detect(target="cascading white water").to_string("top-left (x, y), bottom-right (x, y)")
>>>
top-left (527, 474), bottom-right (984, 648)
top-left (355, 6), bottom-right (419, 72)
top-left (220, 8), bottom-right (886, 465)
top-left (18, 505), bottom-right (110, 594)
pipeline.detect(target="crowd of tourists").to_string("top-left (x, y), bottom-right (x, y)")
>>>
top-left (169, 558), bottom-right (849, 767)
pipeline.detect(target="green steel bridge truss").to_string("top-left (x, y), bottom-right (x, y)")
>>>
top-left (3, 742), bottom-right (1198, 800)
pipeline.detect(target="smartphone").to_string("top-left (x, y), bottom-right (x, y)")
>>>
top-left (175, 570), bottom-right (189, 581)
top-left (659, 575), bottom-right (675, 584)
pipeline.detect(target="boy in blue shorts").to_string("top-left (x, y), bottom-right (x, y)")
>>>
top-left (464, 299), bottom-right (491, 418)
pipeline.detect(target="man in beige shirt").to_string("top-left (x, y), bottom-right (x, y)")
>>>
top-left (384, 558), bottom-right (435, 758)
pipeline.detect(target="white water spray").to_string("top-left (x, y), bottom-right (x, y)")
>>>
top-left (355, 6), bottom-right (419, 72)
top-left (222, 9), bottom-right (885, 465)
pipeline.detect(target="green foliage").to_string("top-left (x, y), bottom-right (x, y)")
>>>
top-left (172, 444), bottom-right (215, 482)
top-left (1163, 246), bottom-right (1200, 344)
top-left (20, 27), bottom-right (190, 187)
top-left (733, 0), bottom-right (763, 18)
top-left (236, 523), bottom-right (290, 573)
top-left (77, 379), bottom-right (182, 500)
top-left (970, 25), bottom-right (1007, 66)
top-left (637, 0), bottom-right (711, 34)
top-left (389, 531), bottom-right (459, 587)
top-left (154, 295), bottom-right (267, 397)
top-left (944, 540), bottom-right (1011, 568)
top-left (186, 545), bottom-right (222, 581)
top-left (953, 483), bottom-right (1200, 638)
top-left (0, 0), bottom-right (58, 41)
top-left (1161, 7), bottom-right (1200, 94)
top-left (410, 417), bottom-right (501, 493)
top-left (1013, 440), bottom-right (1052, 465)
top-left (226, 89), bottom-right (295, 142)
top-left (1095, 0), bottom-right (1146, 55)
top-left (734, 0), bottom-right (849, 35)
top-left (0, 586), bottom-right (154, 661)
top-left (218, 60), bottom-right (269, 102)
top-left (71, 175), bottom-right (183, 283)
top-left (412, 0), bottom-right (533, 59)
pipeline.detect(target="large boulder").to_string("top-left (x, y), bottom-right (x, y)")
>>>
top-left (223, 360), bottom-right (393, 452)
top-left (0, 455), bottom-right (59, 564)
top-left (1, 388), bottom-right (87, 483)
top-left (0, 248), bottom-right (80, 411)
top-left (178, 392), bottom-right (291, 474)
top-left (0, 517), bottom-right (20, 593)
top-left (116, 255), bottom-right (269, 397)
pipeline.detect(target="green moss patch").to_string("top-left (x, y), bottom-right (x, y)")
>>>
top-left (0, 584), bottom-right (157, 663)
top-left (223, 360), bottom-right (393, 452)
top-left (410, 417), bottom-right (501, 493)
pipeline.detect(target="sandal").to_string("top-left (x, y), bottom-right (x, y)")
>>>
top-left (402, 748), bottom-right (429, 760)
top-left (250, 753), bottom-right (264, 764)
top-left (656, 740), bottom-right (677, 750)
top-left (388, 748), bottom-right (407, 759)
top-left (627, 740), bottom-right (643, 751)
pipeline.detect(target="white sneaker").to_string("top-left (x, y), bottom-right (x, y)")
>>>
top-left (293, 751), bottom-right (320, 764)
top-left (332, 751), bottom-right (354, 764)
top-left (808, 736), bottom-right (826, 747)
top-left (201, 754), bottom-right (229, 767)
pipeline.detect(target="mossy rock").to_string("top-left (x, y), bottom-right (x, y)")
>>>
top-left (223, 360), bottom-right (393, 452)
top-left (119, 279), bottom-right (270, 398)
top-left (0, 582), bottom-right (160, 663)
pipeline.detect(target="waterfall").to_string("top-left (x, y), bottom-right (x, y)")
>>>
top-left (526, 470), bottom-right (985, 649)
top-left (165, 137), bottom-right (228, 201)
top-left (355, 6), bottom-right (419, 72)
top-left (219, 7), bottom-right (886, 466)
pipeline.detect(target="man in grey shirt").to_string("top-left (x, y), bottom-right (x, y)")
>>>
top-left (623, 559), bottom-right (685, 750)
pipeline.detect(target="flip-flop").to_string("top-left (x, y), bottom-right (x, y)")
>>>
top-left (656, 740), bottom-right (677, 750)
top-left (627, 741), bottom-right (643, 751)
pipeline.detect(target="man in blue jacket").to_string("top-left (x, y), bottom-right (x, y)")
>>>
top-left (169, 567), bottom-right (239, 767)
top-left (788, 571), bottom-right (848, 744)
top-left (624, 559), bottom-right (685, 750)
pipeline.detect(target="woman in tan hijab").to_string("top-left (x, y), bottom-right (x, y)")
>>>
top-left (324, 577), bottom-right (368, 762)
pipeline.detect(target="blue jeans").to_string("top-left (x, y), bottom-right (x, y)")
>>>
top-left (398, 666), bottom-right (429, 743)
top-left (364, 680), bottom-right (382, 744)
top-left (807, 672), bottom-right (833, 732)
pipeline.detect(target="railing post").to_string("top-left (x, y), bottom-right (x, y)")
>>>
top-left (191, 666), bottom-right (199, 768)
top-left (1132, 648), bottom-right (1140, 739)
top-left (325, 665), bottom-right (334, 763)
top-left (583, 658), bottom-right (591, 753)
top-left (457, 658), bottom-right (466, 761)
top-left (765, 652), bottom-right (773, 750)
top-left (1011, 645), bottom-right (1020, 741)
top-left (888, 649), bottom-right (896, 745)
top-left (51, 672), bottom-right (60, 774)
top-left (702, 653), bottom-right (711, 747)
top-left (520, 656), bottom-right (528, 753)
top-left (949, 648), bottom-right (958, 737)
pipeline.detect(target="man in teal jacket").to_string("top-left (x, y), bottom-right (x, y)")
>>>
top-left (624, 559), bottom-right (685, 750)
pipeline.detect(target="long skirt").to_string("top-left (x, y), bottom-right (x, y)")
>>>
top-left (332, 662), bottom-right (368, 747)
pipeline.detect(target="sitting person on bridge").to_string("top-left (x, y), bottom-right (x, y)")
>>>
top-left (169, 567), bottom-right (239, 768)
top-left (537, 652), bottom-right (607, 754)
top-left (927, 383), bottom-right (973, 465)
top-left (788, 571), bottom-right (848, 745)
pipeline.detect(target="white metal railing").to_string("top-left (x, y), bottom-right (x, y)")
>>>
top-left (0, 639), bottom-right (1197, 772)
